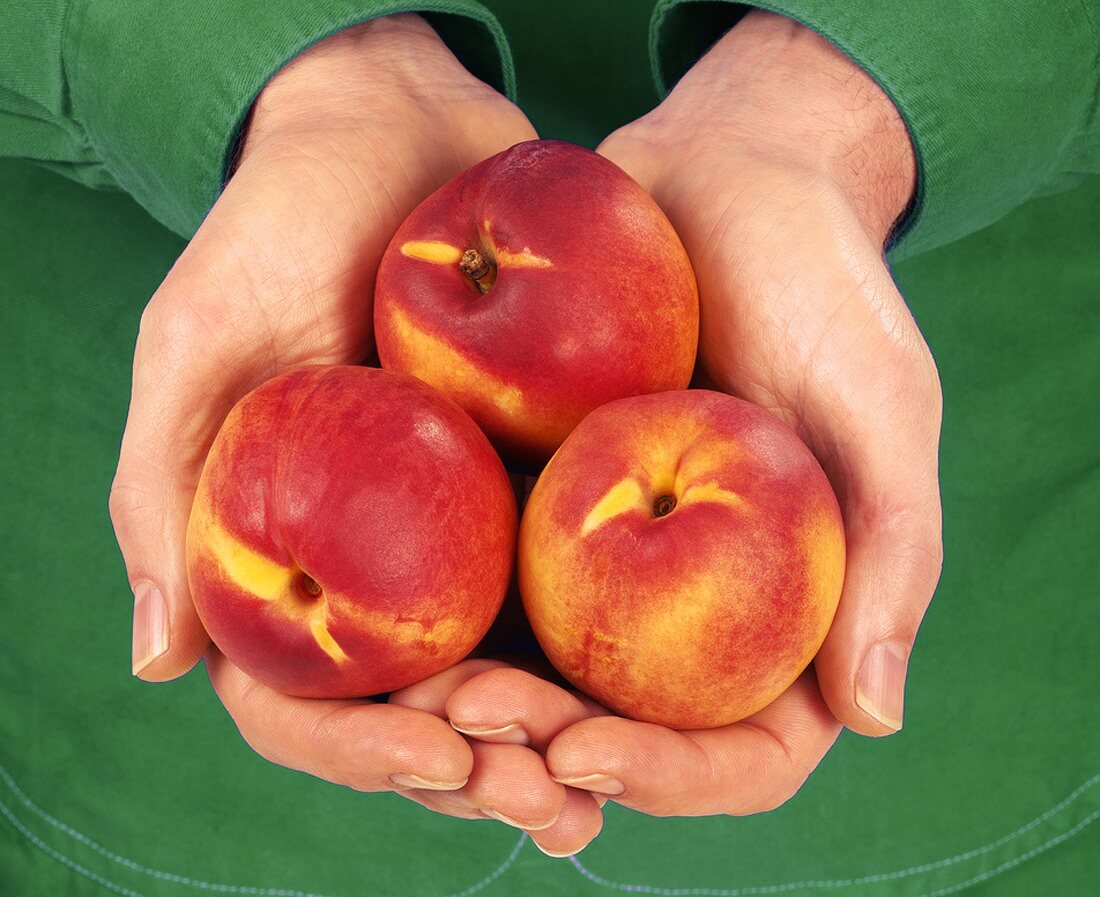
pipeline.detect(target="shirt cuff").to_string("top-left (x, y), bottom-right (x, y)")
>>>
top-left (64, 0), bottom-right (516, 237)
top-left (650, 0), bottom-right (1099, 262)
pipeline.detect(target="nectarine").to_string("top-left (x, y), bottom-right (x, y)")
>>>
top-left (186, 366), bottom-right (516, 698)
top-left (374, 140), bottom-right (699, 469)
top-left (518, 390), bottom-right (845, 729)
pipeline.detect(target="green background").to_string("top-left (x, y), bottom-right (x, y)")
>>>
top-left (2, 1), bottom-right (1098, 893)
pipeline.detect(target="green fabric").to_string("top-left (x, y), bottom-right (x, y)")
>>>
top-left (651, 0), bottom-right (1100, 261)
top-left (2, 0), bottom-right (1099, 894)
top-left (0, 0), bottom-right (515, 238)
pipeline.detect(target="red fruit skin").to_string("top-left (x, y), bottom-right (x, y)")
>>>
top-left (374, 139), bottom-right (699, 470)
top-left (186, 365), bottom-right (517, 698)
top-left (518, 389), bottom-right (846, 730)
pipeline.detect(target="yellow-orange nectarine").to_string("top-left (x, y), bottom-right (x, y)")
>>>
top-left (519, 390), bottom-right (845, 729)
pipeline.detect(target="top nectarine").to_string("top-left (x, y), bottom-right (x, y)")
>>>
top-left (374, 139), bottom-right (699, 470)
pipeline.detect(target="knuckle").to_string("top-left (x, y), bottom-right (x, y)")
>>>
top-left (547, 716), bottom-right (619, 774)
top-left (107, 456), bottom-right (179, 535)
top-left (139, 293), bottom-right (221, 367)
top-left (212, 671), bottom-right (320, 782)
top-left (857, 497), bottom-right (942, 558)
top-left (304, 707), bottom-right (385, 792)
top-left (475, 666), bottom-right (544, 701)
top-left (716, 726), bottom-right (803, 816)
top-left (889, 517), bottom-right (944, 600)
top-left (303, 703), bottom-right (352, 754)
top-left (107, 475), bottom-right (140, 526)
top-left (221, 688), bottom-right (283, 765)
top-left (856, 504), bottom-right (943, 624)
top-left (139, 282), bottom-right (263, 390)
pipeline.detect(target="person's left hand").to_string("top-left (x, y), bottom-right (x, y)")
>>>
top-left (437, 11), bottom-right (943, 825)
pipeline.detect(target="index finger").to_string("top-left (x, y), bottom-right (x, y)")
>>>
top-left (446, 666), bottom-right (608, 751)
top-left (207, 649), bottom-right (474, 792)
top-left (546, 670), bottom-right (840, 816)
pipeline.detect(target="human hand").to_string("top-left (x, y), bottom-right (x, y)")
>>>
top-left (387, 651), bottom-right (608, 856)
top-left (448, 10), bottom-right (943, 822)
top-left (108, 14), bottom-right (535, 802)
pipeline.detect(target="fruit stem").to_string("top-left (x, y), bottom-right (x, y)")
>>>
top-left (299, 573), bottom-right (323, 598)
top-left (653, 495), bottom-right (677, 518)
top-left (460, 249), bottom-right (496, 293)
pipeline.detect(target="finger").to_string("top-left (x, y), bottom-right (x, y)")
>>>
top-left (110, 291), bottom-right (236, 681)
top-left (439, 741), bottom-right (566, 830)
top-left (799, 274), bottom-right (943, 737)
top-left (207, 650), bottom-right (473, 792)
top-left (388, 659), bottom-right (512, 717)
top-left (528, 788), bottom-right (604, 858)
top-left (446, 667), bottom-right (606, 749)
top-left (393, 786), bottom-right (489, 821)
top-left (813, 469), bottom-right (942, 736)
top-left (547, 671), bottom-right (840, 817)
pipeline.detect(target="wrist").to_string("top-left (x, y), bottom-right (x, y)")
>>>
top-left (650, 11), bottom-right (916, 244)
top-left (240, 14), bottom-right (475, 162)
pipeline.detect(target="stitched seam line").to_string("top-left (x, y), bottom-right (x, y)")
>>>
top-left (565, 774), bottom-right (1100, 895)
top-left (567, 811), bottom-right (1100, 897)
top-left (0, 758), bottom-right (526, 897)
top-left (2, 756), bottom-right (1097, 896)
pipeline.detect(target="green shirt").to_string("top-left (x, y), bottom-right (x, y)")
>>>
top-left (2, 2), bottom-right (1098, 896)
top-left (2, 0), bottom-right (1098, 257)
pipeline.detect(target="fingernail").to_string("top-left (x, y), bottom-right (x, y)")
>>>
top-left (450, 722), bottom-right (530, 745)
top-left (855, 640), bottom-right (909, 732)
top-left (534, 841), bottom-right (576, 859)
top-left (132, 582), bottom-right (169, 677)
top-left (389, 773), bottom-right (468, 791)
top-left (552, 773), bottom-right (625, 795)
top-left (481, 808), bottom-right (558, 831)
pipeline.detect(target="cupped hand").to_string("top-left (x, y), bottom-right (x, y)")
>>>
top-left (108, 14), bottom-right (536, 805)
top-left (388, 654), bottom-right (608, 856)
top-left (450, 10), bottom-right (943, 822)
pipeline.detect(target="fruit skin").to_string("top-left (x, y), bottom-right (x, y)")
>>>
top-left (518, 390), bottom-right (845, 730)
top-left (374, 139), bottom-right (699, 470)
top-left (186, 365), bottom-right (516, 698)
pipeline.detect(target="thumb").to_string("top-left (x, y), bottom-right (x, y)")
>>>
top-left (811, 370), bottom-right (944, 736)
top-left (814, 490), bottom-right (943, 735)
top-left (109, 296), bottom-right (240, 681)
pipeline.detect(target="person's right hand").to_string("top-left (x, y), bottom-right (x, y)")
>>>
top-left (108, 13), bottom-right (542, 812)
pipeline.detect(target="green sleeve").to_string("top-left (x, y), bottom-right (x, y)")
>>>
top-left (650, 1), bottom-right (1100, 261)
top-left (0, 0), bottom-right (515, 237)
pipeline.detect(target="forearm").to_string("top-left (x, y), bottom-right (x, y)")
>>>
top-left (652, 10), bottom-right (916, 244)
top-left (1, 0), bottom-right (514, 237)
top-left (651, 0), bottom-right (1100, 259)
